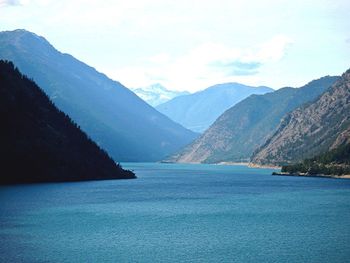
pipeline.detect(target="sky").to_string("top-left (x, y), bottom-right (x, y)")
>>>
top-left (0, 0), bottom-right (349, 92)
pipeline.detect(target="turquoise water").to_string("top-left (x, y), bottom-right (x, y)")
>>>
top-left (1, 163), bottom-right (350, 263)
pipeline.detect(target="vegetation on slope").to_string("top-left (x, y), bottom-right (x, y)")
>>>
top-left (281, 143), bottom-right (350, 176)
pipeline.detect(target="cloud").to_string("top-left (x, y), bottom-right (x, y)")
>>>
top-left (255, 35), bottom-right (294, 62)
top-left (0, 0), bottom-right (21, 6)
top-left (227, 62), bottom-right (262, 76)
top-left (106, 35), bottom-right (293, 92)
top-left (226, 61), bottom-right (262, 70)
top-left (215, 35), bottom-right (293, 76)
top-left (148, 53), bottom-right (171, 64)
top-left (211, 61), bottom-right (262, 76)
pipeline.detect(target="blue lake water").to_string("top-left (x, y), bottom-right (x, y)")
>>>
top-left (1, 163), bottom-right (350, 262)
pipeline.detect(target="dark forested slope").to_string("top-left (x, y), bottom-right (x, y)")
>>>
top-left (0, 60), bottom-right (135, 184)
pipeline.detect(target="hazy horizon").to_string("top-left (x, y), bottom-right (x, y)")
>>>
top-left (0, 0), bottom-right (349, 92)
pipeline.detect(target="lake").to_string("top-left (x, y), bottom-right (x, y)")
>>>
top-left (1, 163), bottom-right (350, 262)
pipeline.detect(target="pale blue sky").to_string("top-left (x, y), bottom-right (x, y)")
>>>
top-left (0, 0), bottom-right (349, 92)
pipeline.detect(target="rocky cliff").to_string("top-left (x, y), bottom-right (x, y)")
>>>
top-left (252, 68), bottom-right (350, 166)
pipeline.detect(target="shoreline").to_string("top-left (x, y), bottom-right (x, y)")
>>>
top-left (272, 172), bottom-right (350, 179)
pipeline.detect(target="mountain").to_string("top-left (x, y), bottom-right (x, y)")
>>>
top-left (156, 83), bottom-right (273, 133)
top-left (0, 29), bottom-right (197, 162)
top-left (0, 60), bottom-right (135, 184)
top-left (251, 69), bottom-right (350, 166)
top-left (279, 143), bottom-right (350, 177)
top-left (132, 83), bottom-right (189, 107)
top-left (170, 76), bottom-right (339, 163)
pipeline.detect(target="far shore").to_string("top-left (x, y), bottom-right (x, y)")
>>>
top-left (216, 161), bottom-right (250, 166)
top-left (216, 161), bottom-right (281, 169)
top-left (248, 163), bottom-right (282, 169)
top-left (161, 160), bottom-right (281, 169)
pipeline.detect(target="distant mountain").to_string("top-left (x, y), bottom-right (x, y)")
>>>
top-left (170, 76), bottom-right (339, 163)
top-left (156, 83), bottom-right (273, 132)
top-left (132, 83), bottom-right (189, 107)
top-left (252, 69), bottom-right (350, 166)
top-left (0, 29), bottom-right (197, 162)
top-left (0, 60), bottom-right (135, 184)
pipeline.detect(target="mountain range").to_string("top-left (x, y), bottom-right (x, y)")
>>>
top-left (170, 76), bottom-right (339, 163)
top-left (0, 29), bottom-right (197, 162)
top-left (131, 83), bottom-right (189, 107)
top-left (1, 28), bottom-right (348, 177)
top-left (252, 69), bottom-right (350, 166)
top-left (0, 60), bottom-right (135, 184)
top-left (156, 83), bottom-right (273, 133)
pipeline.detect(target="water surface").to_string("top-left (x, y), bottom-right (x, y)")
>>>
top-left (1, 163), bottom-right (350, 262)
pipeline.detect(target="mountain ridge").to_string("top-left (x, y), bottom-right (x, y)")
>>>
top-left (169, 75), bottom-right (339, 163)
top-left (156, 83), bottom-right (273, 132)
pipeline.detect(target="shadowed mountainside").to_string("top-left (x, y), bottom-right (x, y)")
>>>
top-left (0, 60), bottom-right (135, 184)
